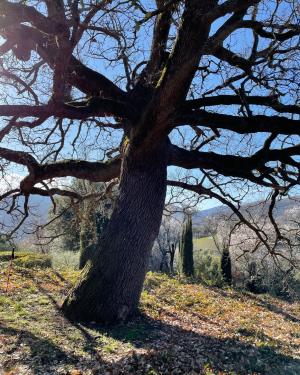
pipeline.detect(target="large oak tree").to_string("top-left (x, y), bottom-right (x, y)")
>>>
top-left (0, 0), bottom-right (299, 323)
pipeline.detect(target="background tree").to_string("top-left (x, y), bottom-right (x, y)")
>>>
top-left (212, 201), bottom-right (300, 297)
top-left (47, 179), bottom-right (115, 268)
top-left (0, 235), bottom-right (11, 251)
top-left (221, 248), bottom-right (232, 285)
top-left (0, 0), bottom-right (299, 323)
top-left (179, 214), bottom-right (194, 277)
top-left (49, 196), bottom-right (81, 253)
top-left (150, 213), bottom-right (181, 273)
top-left (79, 212), bottom-right (111, 269)
top-left (214, 219), bottom-right (234, 285)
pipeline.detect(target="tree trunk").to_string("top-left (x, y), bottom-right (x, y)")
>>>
top-left (61, 142), bottom-right (168, 324)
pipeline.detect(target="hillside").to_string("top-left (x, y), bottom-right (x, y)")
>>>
top-left (0, 264), bottom-right (299, 374)
top-left (193, 236), bottom-right (218, 253)
top-left (0, 195), bottom-right (298, 243)
top-left (193, 197), bottom-right (300, 227)
top-left (0, 195), bottom-right (51, 239)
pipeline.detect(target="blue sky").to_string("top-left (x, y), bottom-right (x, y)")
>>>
top-left (0, 1), bottom-right (299, 212)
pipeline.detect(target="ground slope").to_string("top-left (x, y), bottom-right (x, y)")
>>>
top-left (0, 266), bottom-right (299, 375)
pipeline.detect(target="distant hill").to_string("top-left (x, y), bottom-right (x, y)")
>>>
top-left (193, 205), bottom-right (228, 225)
top-left (1, 192), bottom-right (299, 240)
top-left (0, 195), bottom-right (52, 239)
top-left (193, 196), bottom-right (300, 227)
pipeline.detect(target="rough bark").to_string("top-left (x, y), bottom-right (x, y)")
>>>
top-left (62, 141), bottom-right (169, 324)
top-left (79, 243), bottom-right (95, 270)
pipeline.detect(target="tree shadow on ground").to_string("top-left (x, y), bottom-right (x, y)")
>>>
top-left (242, 292), bottom-right (300, 323)
top-left (52, 269), bottom-right (73, 287)
top-left (0, 324), bottom-right (79, 374)
top-left (1, 309), bottom-right (299, 375)
top-left (210, 285), bottom-right (300, 324)
top-left (3, 269), bottom-right (298, 375)
top-left (79, 313), bottom-right (300, 375)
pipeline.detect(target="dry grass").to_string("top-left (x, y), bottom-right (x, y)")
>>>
top-left (0, 265), bottom-right (299, 375)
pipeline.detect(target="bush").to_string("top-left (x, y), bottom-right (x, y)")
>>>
top-left (0, 251), bottom-right (52, 269)
top-left (194, 249), bottom-right (223, 286)
top-left (0, 240), bottom-right (11, 251)
top-left (267, 268), bottom-right (300, 300)
top-left (50, 250), bottom-right (80, 270)
top-left (237, 259), bottom-right (300, 300)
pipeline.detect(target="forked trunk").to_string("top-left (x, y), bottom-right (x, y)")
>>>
top-left (62, 142), bottom-right (168, 324)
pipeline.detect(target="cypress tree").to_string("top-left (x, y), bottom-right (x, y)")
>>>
top-left (179, 214), bottom-right (194, 277)
top-left (221, 248), bottom-right (232, 285)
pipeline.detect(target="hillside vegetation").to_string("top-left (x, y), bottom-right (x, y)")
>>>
top-left (0, 256), bottom-right (299, 375)
top-left (193, 237), bottom-right (218, 253)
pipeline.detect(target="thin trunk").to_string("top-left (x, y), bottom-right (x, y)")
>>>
top-left (62, 142), bottom-right (168, 324)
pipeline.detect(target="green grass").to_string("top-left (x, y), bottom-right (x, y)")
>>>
top-left (0, 250), bottom-right (28, 261)
top-left (0, 267), bottom-right (299, 374)
top-left (0, 250), bottom-right (52, 268)
top-left (193, 236), bottom-right (218, 253)
top-left (192, 237), bottom-right (224, 285)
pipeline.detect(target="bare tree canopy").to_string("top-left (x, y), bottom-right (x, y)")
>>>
top-left (0, 0), bottom-right (299, 323)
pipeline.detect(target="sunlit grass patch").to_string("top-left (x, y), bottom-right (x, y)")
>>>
top-left (0, 295), bottom-right (13, 306)
top-left (0, 250), bottom-right (52, 269)
top-left (97, 335), bottom-right (121, 354)
top-left (0, 268), bottom-right (299, 374)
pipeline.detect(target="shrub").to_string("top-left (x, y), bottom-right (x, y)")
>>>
top-left (0, 251), bottom-right (52, 269)
top-left (237, 259), bottom-right (300, 300)
top-left (194, 249), bottom-right (223, 286)
top-left (0, 239), bottom-right (10, 251)
top-left (50, 250), bottom-right (80, 270)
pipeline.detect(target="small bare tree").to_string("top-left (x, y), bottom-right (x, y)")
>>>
top-left (150, 213), bottom-right (181, 273)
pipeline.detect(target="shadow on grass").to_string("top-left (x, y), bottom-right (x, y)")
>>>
top-left (4, 269), bottom-right (298, 375)
top-left (0, 324), bottom-right (79, 373)
top-left (1, 310), bottom-right (300, 375)
top-left (244, 293), bottom-right (300, 324)
top-left (52, 269), bottom-right (73, 287)
top-left (211, 285), bottom-right (300, 324)
top-left (78, 313), bottom-right (300, 375)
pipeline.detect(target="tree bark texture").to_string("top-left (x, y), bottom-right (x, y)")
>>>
top-left (62, 141), bottom-right (169, 323)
